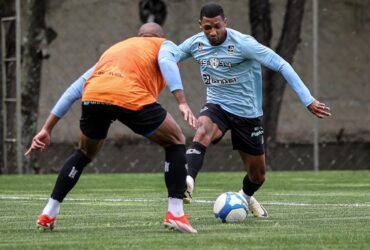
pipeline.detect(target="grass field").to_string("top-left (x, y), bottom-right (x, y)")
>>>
top-left (1, 171), bottom-right (370, 249)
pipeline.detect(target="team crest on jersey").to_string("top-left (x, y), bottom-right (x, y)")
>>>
top-left (210, 57), bottom-right (220, 69)
top-left (227, 45), bottom-right (235, 55)
top-left (197, 42), bottom-right (204, 52)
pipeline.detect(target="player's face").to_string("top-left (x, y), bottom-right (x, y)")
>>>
top-left (199, 16), bottom-right (227, 46)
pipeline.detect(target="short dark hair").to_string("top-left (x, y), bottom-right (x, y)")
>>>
top-left (199, 3), bottom-right (225, 20)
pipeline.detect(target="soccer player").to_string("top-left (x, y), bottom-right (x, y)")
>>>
top-left (25, 23), bottom-right (198, 233)
top-left (180, 3), bottom-right (331, 218)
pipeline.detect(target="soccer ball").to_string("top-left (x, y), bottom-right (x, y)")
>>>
top-left (213, 192), bottom-right (248, 223)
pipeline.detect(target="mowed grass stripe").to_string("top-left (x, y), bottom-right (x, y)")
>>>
top-left (0, 171), bottom-right (370, 250)
top-left (1, 195), bottom-right (370, 208)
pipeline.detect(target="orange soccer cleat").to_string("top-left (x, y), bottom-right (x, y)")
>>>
top-left (36, 214), bottom-right (56, 231)
top-left (164, 211), bottom-right (197, 234)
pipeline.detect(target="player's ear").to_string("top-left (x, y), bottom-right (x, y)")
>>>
top-left (198, 19), bottom-right (202, 29)
top-left (224, 17), bottom-right (228, 27)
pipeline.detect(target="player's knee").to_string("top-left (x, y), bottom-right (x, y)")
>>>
top-left (172, 132), bottom-right (186, 145)
top-left (257, 175), bottom-right (265, 185)
top-left (194, 126), bottom-right (212, 145)
top-left (250, 174), bottom-right (265, 185)
top-left (78, 147), bottom-right (96, 161)
top-left (167, 121), bottom-right (186, 144)
top-left (165, 129), bottom-right (185, 145)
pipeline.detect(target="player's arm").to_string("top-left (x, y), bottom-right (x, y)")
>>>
top-left (158, 41), bottom-right (197, 128)
top-left (178, 37), bottom-right (195, 62)
top-left (25, 65), bottom-right (96, 156)
top-left (267, 55), bottom-right (331, 118)
top-left (51, 65), bottom-right (95, 117)
top-left (241, 36), bottom-right (331, 118)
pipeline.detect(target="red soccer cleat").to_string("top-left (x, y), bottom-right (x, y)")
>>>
top-left (164, 211), bottom-right (197, 234)
top-left (36, 214), bottom-right (56, 231)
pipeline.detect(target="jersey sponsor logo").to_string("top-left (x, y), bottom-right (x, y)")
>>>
top-left (96, 70), bottom-right (125, 78)
top-left (196, 59), bottom-right (232, 69)
top-left (202, 74), bottom-right (237, 85)
top-left (210, 57), bottom-right (219, 69)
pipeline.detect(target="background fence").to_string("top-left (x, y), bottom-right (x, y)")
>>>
top-left (1, 0), bottom-right (369, 174)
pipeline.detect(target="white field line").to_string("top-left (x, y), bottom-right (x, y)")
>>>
top-left (1, 195), bottom-right (370, 208)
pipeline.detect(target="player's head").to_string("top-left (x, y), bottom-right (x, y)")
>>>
top-left (199, 3), bottom-right (227, 46)
top-left (138, 22), bottom-right (164, 38)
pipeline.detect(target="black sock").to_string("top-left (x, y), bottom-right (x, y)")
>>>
top-left (242, 175), bottom-right (262, 196)
top-left (186, 141), bottom-right (206, 180)
top-left (164, 144), bottom-right (187, 199)
top-left (51, 149), bottom-right (91, 202)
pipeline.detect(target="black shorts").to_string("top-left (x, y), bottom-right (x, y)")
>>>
top-left (199, 103), bottom-right (265, 155)
top-left (80, 101), bottom-right (167, 139)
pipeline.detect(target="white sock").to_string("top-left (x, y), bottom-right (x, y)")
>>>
top-left (239, 189), bottom-right (251, 203)
top-left (42, 198), bottom-right (60, 217)
top-left (168, 198), bottom-right (184, 217)
top-left (186, 175), bottom-right (194, 189)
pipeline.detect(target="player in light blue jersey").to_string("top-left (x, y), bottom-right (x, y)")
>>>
top-left (181, 3), bottom-right (331, 218)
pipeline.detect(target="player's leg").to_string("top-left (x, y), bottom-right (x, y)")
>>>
top-left (239, 151), bottom-right (266, 188)
top-left (149, 111), bottom-right (187, 206)
top-left (238, 152), bottom-right (268, 218)
top-left (49, 134), bottom-right (104, 202)
top-left (148, 111), bottom-right (185, 147)
top-left (37, 103), bottom-right (112, 230)
top-left (229, 115), bottom-right (268, 218)
top-left (184, 115), bottom-right (222, 203)
top-left (126, 103), bottom-right (195, 233)
top-left (187, 115), bottom-right (222, 179)
top-left (185, 103), bottom-right (227, 203)
top-left (37, 134), bottom-right (104, 230)
top-left (148, 112), bottom-right (196, 233)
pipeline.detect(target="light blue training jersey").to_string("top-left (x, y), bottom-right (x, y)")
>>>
top-left (179, 28), bottom-right (315, 118)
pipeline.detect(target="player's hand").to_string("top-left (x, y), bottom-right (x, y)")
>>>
top-left (307, 100), bottom-right (331, 119)
top-left (24, 129), bottom-right (51, 156)
top-left (178, 103), bottom-right (198, 129)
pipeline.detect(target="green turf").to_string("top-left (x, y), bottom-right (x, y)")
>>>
top-left (0, 171), bottom-right (370, 249)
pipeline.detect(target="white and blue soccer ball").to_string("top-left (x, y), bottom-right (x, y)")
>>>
top-left (213, 192), bottom-right (249, 223)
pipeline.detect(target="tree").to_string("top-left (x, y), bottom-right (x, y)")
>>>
top-left (249, 0), bottom-right (306, 166)
top-left (21, 0), bottom-right (56, 173)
